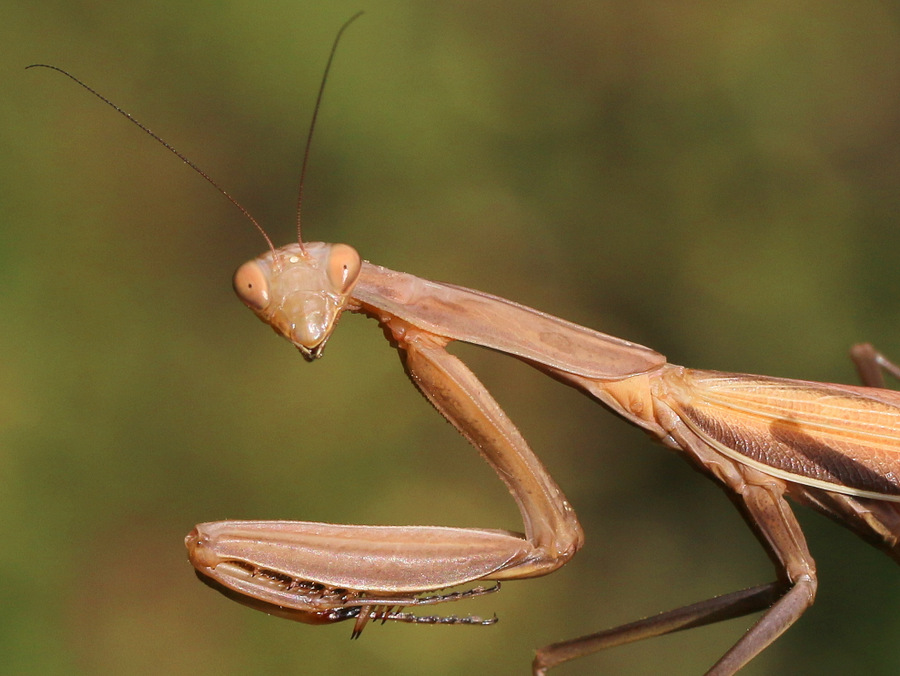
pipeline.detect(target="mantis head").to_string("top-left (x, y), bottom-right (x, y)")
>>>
top-left (233, 242), bottom-right (362, 361)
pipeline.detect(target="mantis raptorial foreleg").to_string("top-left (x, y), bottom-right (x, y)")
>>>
top-left (189, 290), bottom-right (585, 630)
top-left (397, 331), bottom-right (583, 563)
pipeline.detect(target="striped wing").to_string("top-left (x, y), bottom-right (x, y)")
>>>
top-left (666, 369), bottom-right (900, 501)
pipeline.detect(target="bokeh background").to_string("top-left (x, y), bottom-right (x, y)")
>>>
top-left (5, 2), bottom-right (900, 674)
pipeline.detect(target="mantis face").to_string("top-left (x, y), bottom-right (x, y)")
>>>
top-left (233, 242), bottom-right (362, 360)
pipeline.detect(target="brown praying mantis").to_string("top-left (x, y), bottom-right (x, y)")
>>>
top-left (30, 17), bottom-right (900, 675)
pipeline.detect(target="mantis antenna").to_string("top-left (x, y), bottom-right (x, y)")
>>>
top-left (25, 63), bottom-right (277, 256)
top-left (27, 12), bottom-right (364, 258)
top-left (296, 11), bottom-right (364, 251)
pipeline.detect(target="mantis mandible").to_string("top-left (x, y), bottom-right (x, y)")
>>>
top-left (30, 17), bottom-right (900, 675)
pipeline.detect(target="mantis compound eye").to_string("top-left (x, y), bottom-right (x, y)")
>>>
top-left (233, 260), bottom-right (270, 311)
top-left (326, 244), bottom-right (361, 295)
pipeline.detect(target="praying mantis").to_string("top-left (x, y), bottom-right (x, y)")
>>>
top-left (30, 17), bottom-right (900, 676)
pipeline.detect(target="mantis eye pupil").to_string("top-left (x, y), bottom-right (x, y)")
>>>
top-left (326, 244), bottom-right (362, 294)
top-left (233, 261), bottom-right (270, 311)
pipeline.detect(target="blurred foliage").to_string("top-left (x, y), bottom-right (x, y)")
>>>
top-left (4, 1), bottom-right (900, 674)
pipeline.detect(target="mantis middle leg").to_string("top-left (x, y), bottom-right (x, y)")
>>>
top-left (533, 438), bottom-right (817, 675)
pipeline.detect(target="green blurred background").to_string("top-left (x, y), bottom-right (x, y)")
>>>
top-left (5, 1), bottom-right (900, 674)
